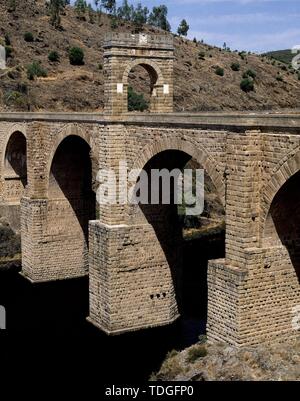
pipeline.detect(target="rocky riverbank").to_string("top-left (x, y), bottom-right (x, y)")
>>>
top-left (152, 336), bottom-right (300, 381)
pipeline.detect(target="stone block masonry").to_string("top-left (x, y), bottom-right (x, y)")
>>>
top-left (0, 33), bottom-right (299, 345)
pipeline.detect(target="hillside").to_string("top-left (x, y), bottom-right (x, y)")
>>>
top-left (264, 49), bottom-right (294, 65)
top-left (1, 0), bottom-right (300, 112)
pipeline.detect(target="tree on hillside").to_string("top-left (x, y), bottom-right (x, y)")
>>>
top-left (75, 0), bottom-right (87, 19)
top-left (148, 5), bottom-right (171, 32)
top-left (177, 19), bottom-right (189, 37)
top-left (101, 0), bottom-right (116, 15)
top-left (132, 2), bottom-right (149, 32)
top-left (117, 0), bottom-right (133, 21)
top-left (48, 0), bottom-right (69, 28)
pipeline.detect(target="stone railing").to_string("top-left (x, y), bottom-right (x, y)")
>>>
top-left (103, 32), bottom-right (174, 49)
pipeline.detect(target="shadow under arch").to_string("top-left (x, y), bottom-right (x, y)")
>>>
top-left (4, 131), bottom-right (27, 191)
top-left (49, 135), bottom-right (96, 244)
top-left (263, 170), bottom-right (300, 283)
top-left (130, 138), bottom-right (225, 206)
top-left (134, 148), bottom-right (225, 338)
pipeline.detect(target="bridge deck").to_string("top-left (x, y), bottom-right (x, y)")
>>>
top-left (0, 111), bottom-right (299, 132)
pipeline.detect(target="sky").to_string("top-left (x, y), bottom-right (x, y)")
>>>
top-left (73, 1), bottom-right (300, 53)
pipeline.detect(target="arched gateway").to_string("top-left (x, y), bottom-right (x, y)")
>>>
top-left (0, 33), bottom-right (299, 346)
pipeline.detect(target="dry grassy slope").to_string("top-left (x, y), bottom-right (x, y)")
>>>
top-left (1, 0), bottom-right (300, 112)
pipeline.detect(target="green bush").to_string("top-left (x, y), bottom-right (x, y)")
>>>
top-left (240, 78), bottom-right (254, 92)
top-left (69, 47), bottom-right (85, 65)
top-left (24, 32), bottom-right (34, 42)
top-left (128, 86), bottom-right (149, 112)
top-left (186, 345), bottom-right (207, 363)
top-left (198, 51), bottom-right (205, 60)
top-left (276, 75), bottom-right (284, 82)
top-left (215, 66), bottom-right (224, 76)
top-left (48, 51), bottom-right (60, 62)
top-left (4, 34), bottom-right (11, 45)
top-left (26, 61), bottom-right (47, 80)
top-left (231, 62), bottom-right (240, 71)
top-left (4, 90), bottom-right (27, 109)
top-left (5, 45), bottom-right (13, 58)
top-left (246, 69), bottom-right (256, 79)
top-left (243, 69), bottom-right (256, 79)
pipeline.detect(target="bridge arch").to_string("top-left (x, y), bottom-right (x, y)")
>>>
top-left (2, 129), bottom-right (27, 203)
top-left (128, 138), bottom-right (226, 332)
top-left (122, 59), bottom-right (165, 113)
top-left (262, 150), bottom-right (300, 282)
top-left (46, 126), bottom-right (91, 183)
top-left (47, 134), bottom-right (96, 276)
top-left (122, 59), bottom-right (164, 86)
top-left (261, 148), bottom-right (300, 239)
top-left (130, 137), bottom-right (225, 206)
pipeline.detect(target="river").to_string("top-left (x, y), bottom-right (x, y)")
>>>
top-left (0, 233), bottom-right (224, 381)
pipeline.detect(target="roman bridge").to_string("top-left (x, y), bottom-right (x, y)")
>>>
top-left (0, 33), bottom-right (299, 346)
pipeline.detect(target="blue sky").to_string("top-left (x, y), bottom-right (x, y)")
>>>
top-left (73, 1), bottom-right (300, 53)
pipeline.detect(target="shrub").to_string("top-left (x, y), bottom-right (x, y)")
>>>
top-left (186, 345), bottom-right (207, 363)
top-left (111, 17), bottom-right (118, 30)
top-left (198, 334), bottom-right (207, 344)
top-left (98, 63), bottom-right (103, 70)
top-left (48, 51), bottom-right (60, 62)
top-left (298, 72), bottom-right (300, 80)
top-left (166, 350), bottom-right (178, 359)
top-left (26, 61), bottom-right (47, 80)
top-left (24, 32), bottom-right (34, 42)
top-left (128, 86), bottom-right (149, 112)
top-left (215, 66), bottom-right (224, 76)
top-left (231, 62), bottom-right (240, 71)
top-left (276, 75), bottom-right (284, 82)
top-left (4, 34), bottom-right (11, 46)
top-left (240, 77), bottom-right (254, 92)
top-left (5, 45), bottom-right (13, 58)
top-left (69, 47), bottom-right (85, 65)
top-left (245, 69), bottom-right (256, 79)
top-left (198, 51), bottom-right (205, 60)
top-left (242, 69), bottom-right (256, 80)
top-left (4, 90), bottom-right (27, 109)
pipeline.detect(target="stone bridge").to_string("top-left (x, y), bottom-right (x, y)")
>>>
top-left (0, 33), bottom-right (299, 346)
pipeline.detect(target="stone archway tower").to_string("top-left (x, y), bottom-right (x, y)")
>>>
top-left (103, 33), bottom-right (174, 115)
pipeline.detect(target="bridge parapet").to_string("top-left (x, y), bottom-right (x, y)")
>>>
top-left (103, 32), bottom-right (174, 50)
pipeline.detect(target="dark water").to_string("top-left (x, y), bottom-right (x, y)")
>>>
top-left (0, 234), bottom-right (224, 381)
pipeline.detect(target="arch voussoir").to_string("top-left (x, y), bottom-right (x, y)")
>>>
top-left (262, 148), bottom-right (300, 234)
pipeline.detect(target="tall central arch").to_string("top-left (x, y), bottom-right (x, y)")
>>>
top-left (88, 137), bottom-right (225, 336)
